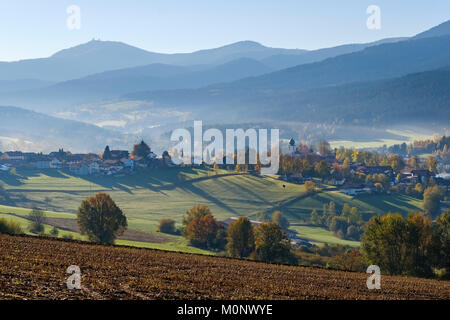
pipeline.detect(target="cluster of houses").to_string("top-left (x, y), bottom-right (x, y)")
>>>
top-left (283, 138), bottom-right (450, 196)
top-left (0, 145), bottom-right (173, 177)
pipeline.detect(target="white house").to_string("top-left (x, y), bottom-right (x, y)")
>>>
top-left (88, 162), bottom-right (100, 174)
top-left (50, 158), bottom-right (62, 169)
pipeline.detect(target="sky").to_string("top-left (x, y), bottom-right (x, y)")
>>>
top-left (0, 0), bottom-right (449, 61)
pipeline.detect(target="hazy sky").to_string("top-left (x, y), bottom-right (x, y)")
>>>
top-left (0, 0), bottom-right (449, 61)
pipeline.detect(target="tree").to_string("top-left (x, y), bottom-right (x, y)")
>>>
top-left (314, 160), bottom-right (330, 181)
top-left (304, 181), bottom-right (316, 194)
top-left (49, 226), bottom-right (59, 237)
top-left (330, 248), bottom-right (364, 272)
top-left (272, 211), bottom-right (290, 230)
top-left (0, 218), bottom-right (23, 234)
top-left (426, 156), bottom-right (438, 173)
top-left (341, 203), bottom-right (351, 218)
top-left (29, 207), bottom-right (45, 234)
top-left (77, 193), bottom-right (127, 244)
top-left (414, 183), bottom-right (424, 195)
top-left (310, 209), bottom-right (321, 225)
top-left (349, 207), bottom-right (362, 224)
top-left (405, 213), bottom-right (434, 277)
top-left (327, 201), bottom-right (337, 217)
top-left (388, 154), bottom-right (405, 173)
top-left (185, 213), bottom-right (225, 249)
top-left (317, 139), bottom-right (331, 156)
top-left (374, 182), bottom-right (383, 192)
top-left (131, 140), bottom-right (151, 158)
top-left (342, 157), bottom-right (350, 177)
top-left (361, 213), bottom-right (409, 275)
top-left (253, 222), bottom-right (297, 264)
top-left (432, 212), bottom-right (450, 274)
top-left (158, 219), bottom-right (176, 234)
top-left (182, 205), bottom-right (212, 233)
top-left (226, 217), bottom-right (255, 258)
top-left (330, 216), bottom-right (348, 238)
top-left (408, 156), bottom-right (420, 169)
top-left (423, 186), bottom-right (444, 217)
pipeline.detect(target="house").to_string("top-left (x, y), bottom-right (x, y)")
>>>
top-left (340, 183), bottom-right (371, 196)
top-left (75, 164), bottom-right (89, 175)
top-left (5, 151), bottom-right (24, 161)
top-left (110, 150), bottom-right (129, 160)
top-left (411, 169), bottom-right (434, 183)
top-left (356, 165), bottom-right (393, 176)
top-left (35, 161), bottom-right (51, 169)
top-left (88, 162), bottom-right (100, 174)
top-left (50, 158), bottom-right (62, 169)
top-left (400, 168), bottom-right (434, 184)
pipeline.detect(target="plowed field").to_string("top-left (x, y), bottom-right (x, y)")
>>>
top-left (0, 234), bottom-right (448, 300)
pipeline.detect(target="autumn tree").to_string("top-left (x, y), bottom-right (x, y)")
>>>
top-left (310, 209), bottom-right (321, 225)
top-left (361, 213), bottom-right (409, 275)
top-left (77, 193), bottom-right (127, 244)
top-left (304, 180), bottom-right (316, 194)
top-left (405, 214), bottom-right (434, 277)
top-left (158, 219), bottom-right (176, 234)
top-left (185, 213), bottom-right (226, 250)
top-left (272, 211), bottom-right (290, 230)
top-left (253, 222), bottom-right (297, 264)
top-left (426, 156), bottom-right (438, 173)
top-left (314, 160), bottom-right (330, 181)
top-left (226, 217), bottom-right (255, 258)
top-left (182, 205), bottom-right (226, 250)
top-left (341, 157), bottom-right (350, 177)
top-left (387, 154), bottom-right (405, 172)
top-left (182, 205), bottom-right (212, 233)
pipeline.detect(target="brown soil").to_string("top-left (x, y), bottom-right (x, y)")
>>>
top-left (0, 234), bottom-right (449, 300)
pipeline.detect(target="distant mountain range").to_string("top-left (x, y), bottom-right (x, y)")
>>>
top-left (0, 19), bottom-right (449, 152)
top-left (0, 40), bottom-right (304, 83)
top-left (124, 34), bottom-right (450, 124)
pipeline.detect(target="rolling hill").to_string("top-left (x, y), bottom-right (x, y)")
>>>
top-left (0, 105), bottom-right (130, 152)
top-left (124, 36), bottom-right (450, 125)
top-left (0, 58), bottom-right (273, 109)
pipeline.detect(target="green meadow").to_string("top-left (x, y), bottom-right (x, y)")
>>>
top-left (0, 167), bottom-right (425, 252)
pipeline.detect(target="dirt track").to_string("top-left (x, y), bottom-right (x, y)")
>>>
top-left (0, 234), bottom-right (449, 300)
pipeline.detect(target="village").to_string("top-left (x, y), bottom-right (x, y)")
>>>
top-left (1, 138), bottom-right (449, 199)
top-left (0, 141), bottom-right (174, 177)
top-left (280, 138), bottom-right (450, 197)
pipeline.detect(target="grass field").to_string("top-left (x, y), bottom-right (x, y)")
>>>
top-left (1, 234), bottom-right (449, 300)
top-left (0, 167), bottom-right (425, 250)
